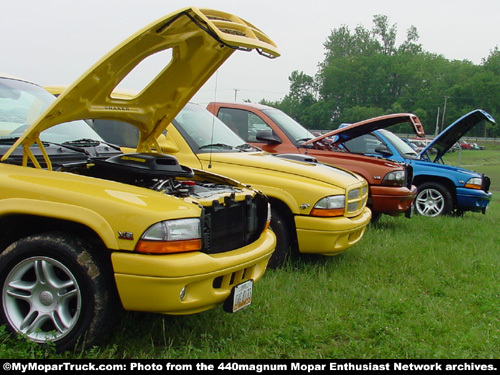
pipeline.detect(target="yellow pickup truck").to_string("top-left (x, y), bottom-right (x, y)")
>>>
top-left (46, 99), bottom-right (372, 270)
top-left (0, 7), bottom-right (278, 351)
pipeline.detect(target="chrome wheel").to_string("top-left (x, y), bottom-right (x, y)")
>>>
top-left (3, 256), bottom-right (81, 343)
top-left (415, 188), bottom-right (444, 217)
top-left (0, 233), bottom-right (116, 351)
top-left (414, 182), bottom-right (452, 217)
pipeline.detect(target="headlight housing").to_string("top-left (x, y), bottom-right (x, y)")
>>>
top-left (381, 170), bottom-right (405, 187)
top-left (464, 177), bottom-right (482, 190)
top-left (136, 218), bottom-right (202, 254)
top-left (310, 195), bottom-right (345, 217)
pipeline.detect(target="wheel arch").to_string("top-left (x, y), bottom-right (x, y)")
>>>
top-left (267, 197), bottom-right (298, 250)
top-left (0, 214), bottom-right (112, 265)
top-left (0, 199), bottom-right (118, 251)
top-left (412, 175), bottom-right (457, 207)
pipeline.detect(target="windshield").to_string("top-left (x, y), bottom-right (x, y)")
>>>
top-left (0, 77), bottom-right (104, 144)
top-left (174, 103), bottom-right (250, 152)
top-left (262, 108), bottom-right (315, 143)
top-left (378, 129), bottom-right (418, 159)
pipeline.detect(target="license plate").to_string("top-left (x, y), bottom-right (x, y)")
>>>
top-left (224, 280), bottom-right (253, 313)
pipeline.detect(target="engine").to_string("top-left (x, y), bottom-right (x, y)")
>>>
top-left (85, 152), bottom-right (242, 198)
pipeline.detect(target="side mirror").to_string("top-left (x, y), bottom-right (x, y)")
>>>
top-left (157, 133), bottom-right (179, 153)
top-left (374, 145), bottom-right (393, 156)
top-left (256, 130), bottom-right (281, 145)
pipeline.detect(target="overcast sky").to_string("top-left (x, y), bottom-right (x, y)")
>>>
top-left (2, 0), bottom-right (499, 105)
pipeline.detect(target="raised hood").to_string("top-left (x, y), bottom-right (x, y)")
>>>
top-left (305, 113), bottom-right (424, 146)
top-left (420, 109), bottom-right (496, 161)
top-left (2, 7), bottom-right (279, 164)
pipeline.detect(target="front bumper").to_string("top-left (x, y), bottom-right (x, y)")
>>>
top-left (456, 187), bottom-right (492, 213)
top-left (111, 230), bottom-right (276, 314)
top-left (294, 207), bottom-right (371, 256)
top-left (370, 185), bottom-right (417, 216)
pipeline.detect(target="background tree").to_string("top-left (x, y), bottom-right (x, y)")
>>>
top-left (263, 15), bottom-right (499, 137)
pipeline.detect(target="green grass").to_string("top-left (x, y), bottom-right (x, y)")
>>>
top-left (442, 149), bottom-right (500, 193)
top-left (2, 150), bottom-right (500, 359)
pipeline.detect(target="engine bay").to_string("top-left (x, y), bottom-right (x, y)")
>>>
top-left (80, 152), bottom-right (243, 199)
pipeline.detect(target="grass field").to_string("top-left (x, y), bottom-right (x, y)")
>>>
top-left (442, 148), bottom-right (500, 194)
top-left (2, 149), bottom-right (499, 359)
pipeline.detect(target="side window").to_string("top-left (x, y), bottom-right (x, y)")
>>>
top-left (247, 113), bottom-right (272, 142)
top-left (217, 108), bottom-right (248, 140)
top-left (344, 134), bottom-right (383, 154)
top-left (363, 134), bottom-right (384, 154)
top-left (91, 119), bottom-right (139, 148)
top-left (217, 108), bottom-right (272, 142)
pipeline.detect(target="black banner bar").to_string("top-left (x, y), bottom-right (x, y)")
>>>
top-left (1, 359), bottom-right (498, 374)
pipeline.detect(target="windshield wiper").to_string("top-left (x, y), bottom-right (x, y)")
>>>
top-left (63, 138), bottom-right (102, 147)
top-left (0, 136), bottom-right (18, 145)
top-left (296, 137), bottom-right (313, 143)
top-left (199, 143), bottom-right (235, 150)
top-left (235, 143), bottom-right (259, 151)
top-left (61, 138), bottom-right (121, 152)
top-left (0, 137), bottom-right (88, 153)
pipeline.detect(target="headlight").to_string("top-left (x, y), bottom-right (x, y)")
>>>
top-left (381, 170), bottom-right (405, 187)
top-left (464, 177), bottom-right (482, 190)
top-left (310, 195), bottom-right (345, 217)
top-left (136, 218), bottom-right (201, 254)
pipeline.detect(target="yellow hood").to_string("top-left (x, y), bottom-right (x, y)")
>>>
top-left (2, 7), bottom-right (279, 162)
top-left (197, 151), bottom-right (362, 190)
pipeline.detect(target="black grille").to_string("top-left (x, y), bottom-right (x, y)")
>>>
top-left (202, 193), bottom-right (268, 254)
top-left (405, 164), bottom-right (414, 189)
top-left (482, 175), bottom-right (491, 192)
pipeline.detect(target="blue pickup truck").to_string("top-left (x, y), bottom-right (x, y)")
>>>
top-left (311, 110), bottom-right (495, 217)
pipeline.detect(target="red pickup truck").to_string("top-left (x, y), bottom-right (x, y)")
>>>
top-left (207, 102), bottom-right (417, 222)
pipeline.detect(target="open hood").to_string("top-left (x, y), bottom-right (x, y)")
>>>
top-left (2, 7), bottom-right (279, 165)
top-left (420, 109), bottom-right (496, 161)
top-left (305, 113), bottom-right (424, 146)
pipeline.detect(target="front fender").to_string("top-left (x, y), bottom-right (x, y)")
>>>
top-left (0, 198), bottom-right (118, 250)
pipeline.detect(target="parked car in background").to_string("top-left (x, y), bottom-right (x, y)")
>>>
top-left (458, 140), bottom-right (473, 150)
top-left (0, 7), bottom-right (279, 351)
top-left (450, 142), bottom-right (461, 152)
top-left (312, 110), bottom-right (495, 217)
top-left (471, 142), bottom-right (486, 150)
top-left (406, 138), bottom-right (437, 154)
top-left (206, 102), bottom-right (417, 223)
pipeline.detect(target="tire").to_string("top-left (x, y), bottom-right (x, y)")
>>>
top-left (266, 208), bottom-right (292, 269)
top-left (370, 212), bottom-right (383, 224)
top-left (414, 182), bottom-right (453, 217)
top-left (0, 232), bottom-right (115, 352)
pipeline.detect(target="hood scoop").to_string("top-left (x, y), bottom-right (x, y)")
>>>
top-left (274, 154), bottom-right (319, 164)
top-left (91, 153), bottom-right (194, 181)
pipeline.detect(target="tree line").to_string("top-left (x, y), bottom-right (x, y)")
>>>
top-left (261, 15), bottom-right (500, 138)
